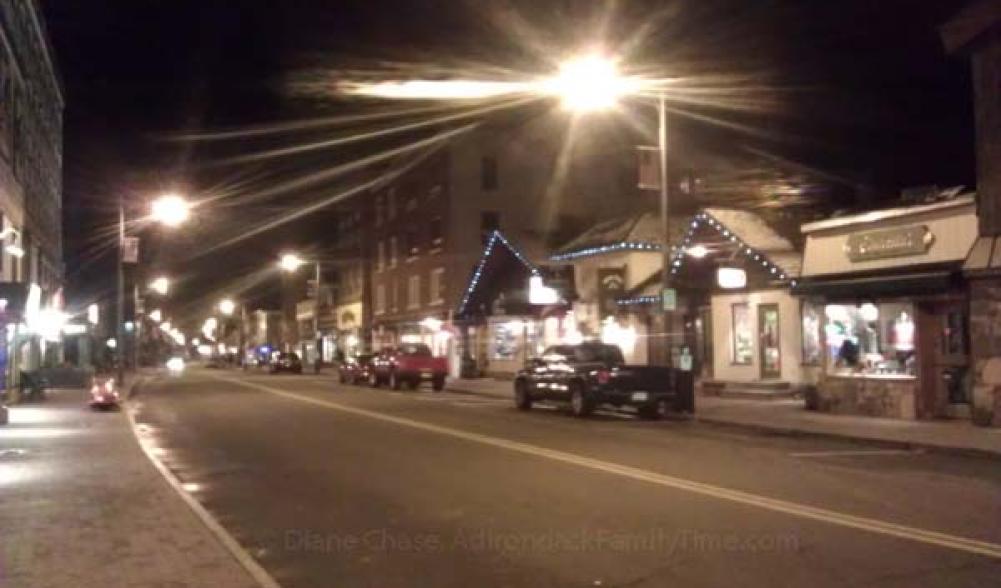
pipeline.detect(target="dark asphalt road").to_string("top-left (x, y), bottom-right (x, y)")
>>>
top-left (132, 368), bottom-right (1001, 587)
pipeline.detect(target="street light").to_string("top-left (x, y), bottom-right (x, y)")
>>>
top-left (279, 252), bottom-right (324, 372)
top-left (149, 308), bottom-right (163, 323)
top-left (218, 298), bottom-right (236, 316)
top-left (149, 276), bottom-right (171, 295)
top-left (118, 193), bottom-right (190, 385)
top-left (150, 194), bottom-right (191, 227)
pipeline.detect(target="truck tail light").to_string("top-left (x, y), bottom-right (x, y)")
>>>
top-left (595, 370), bottom-right (611, 385)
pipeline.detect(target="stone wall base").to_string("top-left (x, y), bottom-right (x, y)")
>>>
top-left (816, 377), bottom-right (916, 420)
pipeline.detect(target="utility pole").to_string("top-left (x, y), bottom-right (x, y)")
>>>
top-left (657, 92), bottom-right (674, 367)
top-left (116, 197), bottom-right (125, 386)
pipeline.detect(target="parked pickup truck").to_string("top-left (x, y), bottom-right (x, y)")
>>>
top-left (513, 342), bottom-right (694, 418)
top-left (370, 343), bottom-right (448, 391)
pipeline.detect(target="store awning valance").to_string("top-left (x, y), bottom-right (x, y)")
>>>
top-left (792, 267), bottom-right (963, 299)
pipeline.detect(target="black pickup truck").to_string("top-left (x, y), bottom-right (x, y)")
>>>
top-left (513, 342), bottom-right (694, 419)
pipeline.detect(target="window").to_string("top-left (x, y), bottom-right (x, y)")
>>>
top-left (405, 228), bottom-right (420, 258)
top-left (389, 236), bottom-right (398, 267)
top-left (405, 196), bottom-right (418, 211)
top-left (387, 189), bottom-right (397, 219)
top-left (731, 304), bottom-right (753, 365)
top-left (429, 268), bottom-right (445, 305)
top-left (375, 284), bottom-right (386, 315)
top-left (407, 275), bottom-right (421, 309)
top-left (429, 216), bottom-right (443, 248)
top-left (490, 321), bottom-right (521, 360)
top-left (391, 279), bottom-right (399, 312)
top-left (801, 301), bottom-right (822, 365)
top-left (481, 211), bottom-right (500, 244)
top-left (375, 194), bottom-right (384, 227)
top-left (481, 156), bottom-right (498, 190)
top-left (824, 302), bottom-right (915, 377)
top-left (376, 241), bottom-right (385, 271)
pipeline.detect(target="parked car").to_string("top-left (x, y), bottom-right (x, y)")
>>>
top-left (513, 342), bottom-right (694, 419)
top-left (338, 354), bottom-right (374, 384)
top-left (89, 378), bottom-right (121, 410)
top-left (269, 352), bottom-right (303, 374)
top-left (370, 344), bottom-right (447, 390)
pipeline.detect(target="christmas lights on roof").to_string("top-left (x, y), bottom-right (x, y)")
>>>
top-left (457, 230), bottom-right (539, 316)
top-left (549, 241), bottom-right (661, 262)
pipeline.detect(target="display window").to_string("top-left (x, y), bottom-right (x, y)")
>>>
top-left (824, 302), bottom-right (915, 377)
top-left (801, 301), bottom-right (822, 365)
top-left (731, 303), bottom-right (753, 365)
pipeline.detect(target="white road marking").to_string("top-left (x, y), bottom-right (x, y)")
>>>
top-left (791, 449), bottom-right (923, 458)
top-left (213, 374), bottom-right (1001, 560)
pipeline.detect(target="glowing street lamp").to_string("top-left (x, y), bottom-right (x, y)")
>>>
top-left (149, 308), bottom-right (163, 323)
top-left (218, 298), bottom-right (236, 316)
top-left (540, 53), bottom-right (637, 113)
top-left (279, 253), bottom-right (305, 273)
top-left (150, 194), bottom-right (191, 228)
top-left (149, 276), bottom-right (171, 295)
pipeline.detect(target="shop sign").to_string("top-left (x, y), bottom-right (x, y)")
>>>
top-left (597, 267), bottom-right (626, 320)
top-left (844, 225), bottom-right (933, 262)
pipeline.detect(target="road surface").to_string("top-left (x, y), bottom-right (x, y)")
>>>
top-left (131, 368), bottom-right (1001, 587)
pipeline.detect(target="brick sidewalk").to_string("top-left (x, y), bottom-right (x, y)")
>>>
top-left (444, 377), bottom-right (1001, 457)
top-left (0, 383), bottom-right (260, 588)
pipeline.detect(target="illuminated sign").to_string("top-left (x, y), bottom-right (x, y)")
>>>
top-left (845, 225), bottom-right (933, 262)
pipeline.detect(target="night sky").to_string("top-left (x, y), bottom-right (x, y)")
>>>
top-left (41, 0), bottom-right (973, 325)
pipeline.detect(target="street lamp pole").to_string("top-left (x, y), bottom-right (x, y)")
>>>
top-left (116, 197), bottom-right (126, 386)
top-left (314, 260), bottom-right (322, 373)
top-left (657, 92), bottom-right (673, 365)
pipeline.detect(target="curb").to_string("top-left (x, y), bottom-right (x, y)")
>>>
top-left (444, 382), bottom-right (1000, 460)
top-left (694, 416), bottom-right (1001, 460)
top-left (124, 377), bottom-right (283, 588)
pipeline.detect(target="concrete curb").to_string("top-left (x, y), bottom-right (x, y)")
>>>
top-left (444, 382), bottom-right (1001, 460)
top-left (124, 376), bottom-right (283, 588)
top-left (694, 416), bottom-right (1001, 460)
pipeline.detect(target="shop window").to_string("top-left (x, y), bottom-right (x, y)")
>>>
top-left (824, 302), bottom-right (916, 377)
top-left (490, 320), bottom-right (522, 360)
top-left (801, 301), bottom-right (822, 365)
top-left (731, 303), bottom-right (753, 365)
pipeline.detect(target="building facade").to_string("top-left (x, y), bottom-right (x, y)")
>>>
top-left (367, 116), bottom-right (636, 375)
top-left (0, 0), bottom-right (64, 386)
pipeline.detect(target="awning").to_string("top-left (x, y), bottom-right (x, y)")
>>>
top-left (792, 268), bottom-right (963, 299)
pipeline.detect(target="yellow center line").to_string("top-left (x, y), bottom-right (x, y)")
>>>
top-left (213, 374), bottom-right (1001, 560)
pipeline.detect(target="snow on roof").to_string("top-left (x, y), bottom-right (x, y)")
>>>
top-left (553, 212), bottom-right (690, 256)
top-left (703, 207), bottom-right (802, 278)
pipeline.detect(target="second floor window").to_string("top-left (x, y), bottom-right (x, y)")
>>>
top-left (375, 284), bottom-right (386, 314)
top-left (429, 216), bottom-right (443, 248)
top-left (429, 268), bottom-right (445, 305)
top-left (376, 241), bottom-right (385, 271)
top-left (481, 155), bottom-right (498, 190)
top-left (407, 275), bottom-right (421, 309)
top-left (406, 228), bottom-right (420, 258)
top-left (389, 236), bottom-right (398, 267)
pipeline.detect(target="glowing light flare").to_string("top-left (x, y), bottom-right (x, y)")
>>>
top-left (149, 277), bottom-right (171, 295)
top-left (150, 194), bottom-right (191, 228)
top-left (149, 309), bottom-right (163, 323)
top-left (717, 267), bottom-right (747, 289)
top-left (687, 245), bottom-right (710, 259)
top-left (279, 253), bottom-right (305, 272)
top-left (218, 298), bottom-right (236, 316)
top-left (540, 54), bottom-right (643, 112)
top-left (344, 79), bottom-right (529, 100)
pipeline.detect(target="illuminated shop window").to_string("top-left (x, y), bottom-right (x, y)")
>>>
top-left (824, 302), bottom-right (915, 377)
top-left (731, 303), bottom-right (753, 365)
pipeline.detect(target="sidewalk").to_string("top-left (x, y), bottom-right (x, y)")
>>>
top-left (444, 377), bottom-right (1001, 457)
top-left (0, 381), bottom-right (261, 588)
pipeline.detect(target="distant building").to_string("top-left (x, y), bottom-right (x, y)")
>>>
top-left (247, 309), bottom-right (282, 360)
top-left (366, 115), bottom-right (637, 376)
top-left (0, 0), bottom-right (65, 384)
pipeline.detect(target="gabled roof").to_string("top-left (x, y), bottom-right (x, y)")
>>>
top-left (456, 231), bottom-right (539, 317)
top-left (702, 207), bottom-right (802, 278)
top-left (551, 212), bottom-right (691, 261)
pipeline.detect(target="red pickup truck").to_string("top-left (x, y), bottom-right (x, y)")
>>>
top-left (370, 343), bottom-right (448, 390)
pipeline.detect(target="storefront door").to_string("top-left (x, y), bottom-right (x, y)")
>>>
top-left (917, 300), bottom-right (969, 419)
top-left (758, 304), bottom-right (781, 379)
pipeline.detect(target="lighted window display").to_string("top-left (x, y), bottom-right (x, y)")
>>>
top-left (731, 304), bottom-right (753, 365)
top-left (490, 320), bottom-right (523, 361)
top-left (824, 302), bottom-right (916, 376)
top-left (801, 302), bottom-right (822, 365)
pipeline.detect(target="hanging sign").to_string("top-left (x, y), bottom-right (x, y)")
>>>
top-left (122, 237), bottom-right (140, 264)
top-left (598, 267), bottom-right (626, 320)
top-left (661, 287), bottom-right (677, 312)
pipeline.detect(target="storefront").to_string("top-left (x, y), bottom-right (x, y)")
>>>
top-left (795, 195), bottom-right (978, 420)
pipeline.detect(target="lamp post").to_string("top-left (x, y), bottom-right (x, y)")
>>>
top-left (279, 253), bottom-right (324, 372)
top-left (218, 297), bottom-right (247, 368)
top-left (117, 194), bottom-right (190, 385)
